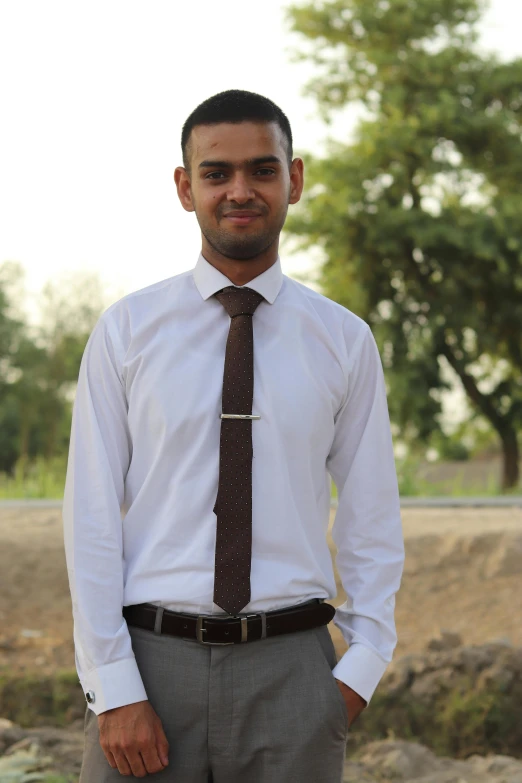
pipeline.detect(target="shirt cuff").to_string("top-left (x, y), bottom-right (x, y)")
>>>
top-left (332, 642), bottom-right (389, 705)
top-left (80, 657), bottom-right (148, 715)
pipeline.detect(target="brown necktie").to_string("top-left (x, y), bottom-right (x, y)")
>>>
top-left (213, 285), bottom-right (264, 615)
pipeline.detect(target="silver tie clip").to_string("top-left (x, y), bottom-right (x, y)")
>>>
top-left (220, 414), bottom-right (261, 420)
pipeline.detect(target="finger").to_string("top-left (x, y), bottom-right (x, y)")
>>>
top-left (112, 749), bottom-right (133, 776)
top-left (140, 744), bottom-right (167, 775)
top-left (105, 749), bottom-right (117, 769)
top-left (125, 748), bottom-right (148, 778)
top-left (155, 727), bottom-right (170, 767)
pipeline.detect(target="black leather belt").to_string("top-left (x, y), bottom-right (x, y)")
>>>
top-left (123, 599), bottom-right (335, 645)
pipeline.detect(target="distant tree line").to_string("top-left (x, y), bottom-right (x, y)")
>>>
top-left (0, 261), bottom-right (107, 476)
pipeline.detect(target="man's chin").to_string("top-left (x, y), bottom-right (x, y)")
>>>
top-left (204, 233), bottom-right (274, 261)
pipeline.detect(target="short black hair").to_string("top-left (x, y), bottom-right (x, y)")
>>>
top-left (181, 89), bottom-right (293, 170)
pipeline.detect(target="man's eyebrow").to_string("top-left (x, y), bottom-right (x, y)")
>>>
top-left (198, 155), bottom-right (283, 169)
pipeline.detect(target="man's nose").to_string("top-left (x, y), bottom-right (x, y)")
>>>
top-left (226, 174), bottom-right (254, 203)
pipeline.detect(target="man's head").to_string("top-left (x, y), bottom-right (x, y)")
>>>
top-left (174, 90), bottom-right (303, 264)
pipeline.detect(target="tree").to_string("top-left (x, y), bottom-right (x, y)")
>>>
top-left (285, 0), bottom-right (522, 490)
top-left (0, 262), bottom-right (108, 474)
top-left (35, 271), bottom-right (109, 459)
top-left (0, 262), bottom-right (32, 472)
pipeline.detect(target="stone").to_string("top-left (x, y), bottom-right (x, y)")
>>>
top-left (426, 630), bottom-right (463, 652)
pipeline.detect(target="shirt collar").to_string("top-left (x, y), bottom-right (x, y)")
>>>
top-left (193, 252), bottom-right (283, 305)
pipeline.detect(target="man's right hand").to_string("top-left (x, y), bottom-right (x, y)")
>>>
top-left (97, 699), bottom-right (169, 777)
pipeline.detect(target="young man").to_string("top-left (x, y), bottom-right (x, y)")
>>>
top-left (63, 89), bottom-right (405, 782)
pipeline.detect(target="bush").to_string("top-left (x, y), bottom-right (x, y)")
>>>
top-left (0, 670), bottom-right (83, 728)
top-left (356, 644), bottom-right (522, 759)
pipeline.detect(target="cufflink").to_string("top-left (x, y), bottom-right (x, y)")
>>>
top-left (85, 690), bottom-right (95, 704)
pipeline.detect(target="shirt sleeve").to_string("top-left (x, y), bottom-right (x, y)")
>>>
top-left (326, 322), bottom-right (405, 705)
top-left (62, 314), bottom-right (148, 715)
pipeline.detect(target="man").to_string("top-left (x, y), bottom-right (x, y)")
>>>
top-left (63, 89), bottom-right (405, 782)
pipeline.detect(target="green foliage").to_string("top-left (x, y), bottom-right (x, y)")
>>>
top-left (0, 262), bottom-right (107, 479)
top-left (433, 437), bottom-right (470, 461)
top-left (358, 674), bottom-right (522, 759)
top-left (0, 456), bottom-right (67, 499)
top-left (0, 670), bottom-right (83, 728)
top-left (333, 452), bottom-right (511, 496)
top-left (285, 0), bottom-right (522, 489)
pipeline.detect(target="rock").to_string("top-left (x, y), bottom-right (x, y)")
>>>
top-left (355, 739), bottom-right (439, 778)
top-left (477, 662), bottom-right (515, 689)
top-left (426, 630), bottom-right (463, 652)
top-left (0, 721), bottom-right (84, 780)
top-left (489, 636), bottom-right (513, 647)
top-left (362, 639), bottom-right (522, 760)
top-left (450, 643), bottom-right (496, 673)
top-left (0, 722), bottom-right (26, 756)
top-left (3, 738), bottom-right (36, 755)
top-left (0, 742), bottom-right (54, 781)
top-left (410, 667), bottom-right (459, 700)
top-left (346, 739), bottom-right (522, 782)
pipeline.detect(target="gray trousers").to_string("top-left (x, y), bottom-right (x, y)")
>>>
top-left (80, 621), bottom-right (349, 782)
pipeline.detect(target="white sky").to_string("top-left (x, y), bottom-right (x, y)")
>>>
top-left (1, 0), bottom-right (521, 325)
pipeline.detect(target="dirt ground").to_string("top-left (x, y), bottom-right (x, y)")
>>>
top-left (0, 505), bottom-right (520, 677)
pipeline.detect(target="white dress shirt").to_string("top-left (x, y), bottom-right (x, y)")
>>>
top-left (62, 252), bottom-right (405, 715)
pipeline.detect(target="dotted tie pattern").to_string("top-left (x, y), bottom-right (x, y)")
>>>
top-left (213, 286), bottom-right (264, 615)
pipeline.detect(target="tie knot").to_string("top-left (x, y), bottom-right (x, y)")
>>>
top-left (215, 286), bottom-right (264, 318)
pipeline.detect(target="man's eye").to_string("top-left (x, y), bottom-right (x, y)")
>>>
top-left (256, 168), bottom-right (275, 176)
top-left (206, 172), bottom-right (227, 179)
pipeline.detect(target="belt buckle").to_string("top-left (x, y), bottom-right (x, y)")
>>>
top-left (195, 614), bottom-right (258, 645)
top-left (196, 615), bottom-right (235, 645)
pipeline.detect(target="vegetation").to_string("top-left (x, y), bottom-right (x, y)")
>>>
top-left (285, 0), bottom-right (522, 490)
top-left (357, 673), bottom-right (522, 759)
top-left (0, 670), bottom-right (83, 728)
top-left (0, 456), bottom-right (67, 500)
top-left (0, 261), bottom-right (108, 494)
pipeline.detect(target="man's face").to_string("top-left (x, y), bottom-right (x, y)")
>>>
top-left (175, 121), bottom-right (303, 261)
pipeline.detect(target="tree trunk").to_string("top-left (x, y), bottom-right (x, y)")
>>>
top-left (499, 425), bottom-right (520, 491)
top-left (45, 415), bottom-right (57, 461)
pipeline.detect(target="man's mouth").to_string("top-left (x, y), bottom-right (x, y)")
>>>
top-left (222, 211), bottom-right (262, 225)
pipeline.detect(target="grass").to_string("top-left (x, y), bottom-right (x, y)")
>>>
top-left (356, 673), bottom-right (522, 760)
top-left (0, 454), bottom-right (520, 500)
top-left (332, 454), bottom-right (520, 500)
top-left (394, 455), bottom-right (503, 497)
top-left (0, 669), bottom-right (83, 728)
top-left (42, 777), bottom-right (77, 783)
top-left (0, 456), bottom-right (66, 500)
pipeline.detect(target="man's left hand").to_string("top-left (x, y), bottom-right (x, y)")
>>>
top-left (335, 679), bottom-right (367, 728)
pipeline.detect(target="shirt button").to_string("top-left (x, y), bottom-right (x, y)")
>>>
top-left (85, 690), bottom-right (96, 704)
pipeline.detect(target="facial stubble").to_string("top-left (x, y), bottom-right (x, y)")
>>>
top-left (191, 189), bottom-right (290, 262)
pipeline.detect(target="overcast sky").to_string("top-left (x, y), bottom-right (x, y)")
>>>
top-left (1, 0), bottom-right (521, 325)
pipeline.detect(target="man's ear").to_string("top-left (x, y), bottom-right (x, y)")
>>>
top-left (174, 167), bottom-right (195, 212)
top-left (288, 157), bottom-right (304, 205)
